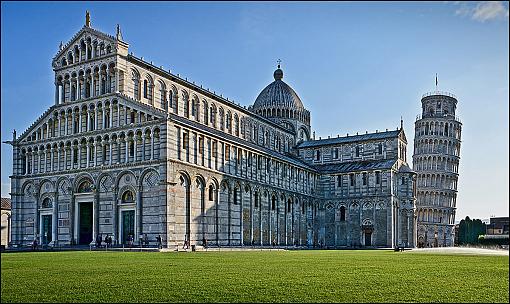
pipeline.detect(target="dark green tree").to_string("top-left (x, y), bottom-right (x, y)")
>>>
top-left (458, 216), bottom-right (486, 245)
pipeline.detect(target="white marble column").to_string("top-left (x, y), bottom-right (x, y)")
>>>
top-left (133, 135), bottom-right (137, 162)
top-left (86, 144), bottom-right (90, 168)
top-left (150, 133), bottom-right (154, 160)
top-left (94, 142), bottom-right (98, 167)
top-left (78, 111), bottom-right (82, 133)
top-left (91, 73), bottom-right (95, 97)
top-left (78, 145), bottom-right (82, 168)
top-left (94, 109), bottom-right (98, 130)
top-left (110, 104), bottom-right (115, 128)
top-left (101, 108), bottom-right (105, 129)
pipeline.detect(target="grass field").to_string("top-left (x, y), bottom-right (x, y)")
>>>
top-left (1, 250), bottom-right (508, 303)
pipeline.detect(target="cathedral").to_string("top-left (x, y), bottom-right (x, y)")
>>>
top-left (7, 13), bottom-right (418, 249)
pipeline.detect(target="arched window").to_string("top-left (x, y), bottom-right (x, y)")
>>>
top-left (71, 84), bottom-right (76, 101)
top-left (287, 200), bottom-right (291, 213)
top-left (378, 143), bottom-right (383, 155)
top-left (362, 172), bottom-right (367, 185)
top-left (315, 150), bottom-right (320, 161)
top-left (129, 140), bottom-right (134, 157)
top-left (219, 108), bottom-right (224, 130)
top-left (143, 80), bottom-right (148, 98)
top-left (209, 185), bottom-right (214, 201)
top-left (183, 94), bottom-right (189, 118)
top-left (340, 206), bottom-right (346, 221)
top-left (42, 197), bottom-right (52, 208)
top-left (271, 196), bottom-right (276, 210)
top-left (337, 175), bottom-right (342, 187)
top-left (192, 98), bottom-right (199, 121)
top-left (122, 190), bottom-right (134, 203)
top-left (254, 192), bottom-right (259, 208)
top-left (73, 147), bottom-right (78, 164)
top-left (356, 146), bottom-right (360, 157)
top-left (132, 70), bottom-right (140, 100)
top-left (168, 90), bottom-right (173, 109)
top-left (234, 114), bottom-right (239, 136)
top-left (233, 188), bottom-right (238, 205)
top-left (226, 111), bottom-right (232, 133)
top-left (77, 180), bottom-right (93, 193)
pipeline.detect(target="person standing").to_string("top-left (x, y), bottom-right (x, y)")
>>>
top-left (156, 234), bottom-right (162, 249)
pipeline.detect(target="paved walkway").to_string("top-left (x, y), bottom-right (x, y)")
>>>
top-left (409, 247), bottom-right (509, 256)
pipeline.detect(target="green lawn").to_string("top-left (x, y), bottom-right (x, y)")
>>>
top-left (1, 250), bottom-right (508, 303)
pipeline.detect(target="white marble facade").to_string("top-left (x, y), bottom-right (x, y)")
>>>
top-left (413, 92), bottom-right (462, 247)
top-left (8, 14), bottom-right (417, 249)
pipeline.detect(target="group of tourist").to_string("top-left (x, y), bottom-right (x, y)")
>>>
top-left (95, 234), bottom-right (113, 248)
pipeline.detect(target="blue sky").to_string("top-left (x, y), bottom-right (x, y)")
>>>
top-left (1, 1), bottom-right (508, 221)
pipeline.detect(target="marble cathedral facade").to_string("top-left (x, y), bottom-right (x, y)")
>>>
top-left (8, 14), bottom-right (417, 249)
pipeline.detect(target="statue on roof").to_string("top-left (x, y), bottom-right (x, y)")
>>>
top-left (116, 24), bottom-right (123, 41)
top-left (85, 11), bottom-right (91, 27)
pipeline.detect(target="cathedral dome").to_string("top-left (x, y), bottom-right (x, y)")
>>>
top-left (253, 67), bottom-right (304, 110)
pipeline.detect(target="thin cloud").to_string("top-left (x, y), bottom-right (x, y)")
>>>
top-left (455, 1), bottom-right (509, 22)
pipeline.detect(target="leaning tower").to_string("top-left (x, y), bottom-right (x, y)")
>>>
top-left (413, 91), bottom-right (462, 247)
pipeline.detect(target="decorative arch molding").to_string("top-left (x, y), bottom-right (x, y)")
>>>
top-left (56, 177), bottom-right (72, 196)
top-left (177, 170), bottom-right (191, 187)
top-left (220, 179), bottom-right (231, 192)
top-left (194, 174), bottom-right (206, 189)
top-left (22, 181), bottom-right (36, 198)
top-left (362, 218), bottom-right (373, 226)
top-left (206, 177), bottom-right (220, 190)
top-left (73, 173), bottom-right (95, 193)
top-left (98, 173), bottom-right (115, 193)
top-left (38, 179), bottom-right (55, 196)
top-left (118, 185), bottom-right (137, 201)
top-left (115, 170), bottom-right (137, 190)
top-left (140, 168), bottom-right (160, 189)
top-left (39, 195), bottom-right (54, 209)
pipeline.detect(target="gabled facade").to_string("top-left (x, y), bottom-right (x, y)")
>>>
top-left (7, 13), bottom-right (416, 249)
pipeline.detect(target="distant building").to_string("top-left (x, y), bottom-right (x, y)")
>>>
top-left (486, 217), bottom-right (509, 235)
top-left (1, 198), bottom-right (12, 248)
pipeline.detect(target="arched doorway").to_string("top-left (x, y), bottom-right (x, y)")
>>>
top-left (40, 198), bottom-right (53, 245)
top-left (120, 190), bottom-right (135, 245)
top-left (362, 219), bottom-right (374, 247)
top-left (76, 180), bottom-right (94, 245)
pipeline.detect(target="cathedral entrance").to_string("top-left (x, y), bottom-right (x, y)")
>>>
top-left (79, 202), bottom-right (93, 245)
top-left (362, 222), bottom-right (374, 247)
top-left (122, 210), bottom-right (135, 245)
top-left (364, 231), bottom-right (372, 246)
top-left (41, 215), bottom-right (52, 245)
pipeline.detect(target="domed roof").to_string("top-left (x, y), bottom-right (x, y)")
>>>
top-left (253, 67), bottom-right (304, 110)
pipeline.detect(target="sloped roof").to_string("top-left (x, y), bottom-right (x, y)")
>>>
top-left (1, 198), bottom-right (11, 210)
top-left (297, 130), bottom-right (401, 149)
top-left (398, 164), bottom-right (415, 173)
top-left (312, 159), bottom-right (397, 174)
top-left (169, 113), bottom-right (317, 172)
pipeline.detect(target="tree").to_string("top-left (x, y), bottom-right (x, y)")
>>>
top-left (458, 216), bottom-right (486, 245)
